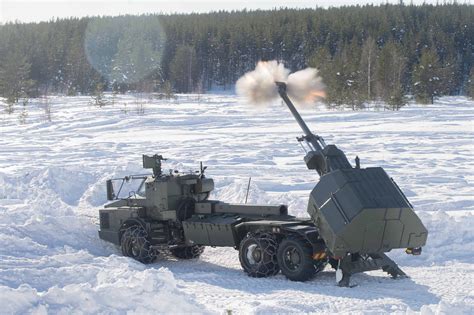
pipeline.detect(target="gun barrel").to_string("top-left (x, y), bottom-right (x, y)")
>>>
top-left (275, 82), bottom-right (323, 152)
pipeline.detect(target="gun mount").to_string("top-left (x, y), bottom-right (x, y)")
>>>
top-left (143, 154), bottom-right (167, 177)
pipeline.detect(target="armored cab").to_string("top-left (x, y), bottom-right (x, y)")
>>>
top-left (99, 155), bottom-right (214, 246)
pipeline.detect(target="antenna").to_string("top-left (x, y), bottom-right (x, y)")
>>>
top-left (244, 177), bottom-right (251, 204)
top-left (199, 161), bottom-right (207, 178)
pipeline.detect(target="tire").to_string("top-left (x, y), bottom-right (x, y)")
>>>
top-left (120, 225), bottom-right (157, 264)
top-left (239, 233), bottom-right (279, 278)
top-left (277, 236), bottom-right (320, 282)
top-left (170, 245), bottom-right (205, 259)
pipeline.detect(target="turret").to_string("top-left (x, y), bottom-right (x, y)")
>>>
top-left (143, 154), bottom-right (167, 177)
top-left (275, 81), bottom-right (427, 258)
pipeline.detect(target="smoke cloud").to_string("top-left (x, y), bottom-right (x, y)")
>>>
top-left (236, 60), bottom-right (325, 106)
top-left (235, 61), bottom-right (289, 106)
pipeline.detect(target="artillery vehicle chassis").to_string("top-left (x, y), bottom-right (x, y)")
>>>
top-left (99, 167), bottom-right (332, 282)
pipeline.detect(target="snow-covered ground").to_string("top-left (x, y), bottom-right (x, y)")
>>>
top-left (0, 94), bottom-right (473, 314)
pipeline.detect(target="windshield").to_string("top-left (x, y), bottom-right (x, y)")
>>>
top-left (112, 176), bottom-right (147, 199)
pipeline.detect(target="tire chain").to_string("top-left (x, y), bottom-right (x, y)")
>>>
top-left (121, 225), bottom-right (157, 264)
top-left (244, 232), bottom-right (280, 277)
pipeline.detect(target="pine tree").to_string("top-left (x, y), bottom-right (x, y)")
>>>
top-left (437, 55), bottom-right (462, 96)
top-left (320, 42), bottom-right (364, 109)
top-left (0, 51), bottom-right (35, 112)
top-left (320, 52), bottom-right (345, 108)
top-left (412, 49), bottom-right (443, 104)
top-left (169, 45), bottom-right (198, 93)
top-left (376, 42), bottom-right (407, 109)
top-left (91, 82), bottom-right (107, 107)
top-left (161, 80), bottom-right (175, 99)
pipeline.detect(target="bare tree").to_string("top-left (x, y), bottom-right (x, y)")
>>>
top-left (360, 37), bottom-right (377, 100)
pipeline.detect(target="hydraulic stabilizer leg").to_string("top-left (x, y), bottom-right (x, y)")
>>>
top-left (336, 266), bottom-right (352, 287)
top-left (336, 253), bottom-right (407, 287)
top-left (374, 253), bottom-right (407, 279)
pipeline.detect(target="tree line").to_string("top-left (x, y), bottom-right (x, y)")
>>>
top-left (0, 3), bottom-right (473, 110)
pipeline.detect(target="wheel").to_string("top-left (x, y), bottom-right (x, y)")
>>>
top-left (277, 236), bottom-right (322, 282)
top-left (120, 225), bottom-right (157, 264)
top-left (239, 233), bottom-right (279, 278)
top-left (170, 245), bottom-right (205, 259)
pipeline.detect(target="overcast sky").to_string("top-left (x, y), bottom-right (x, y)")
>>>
top-left (0, 0), bottom-right (466, 24)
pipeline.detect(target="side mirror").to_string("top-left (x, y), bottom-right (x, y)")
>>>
top-left (106, 180), bottom-right (115, 200)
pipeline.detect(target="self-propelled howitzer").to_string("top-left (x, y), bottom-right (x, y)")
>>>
top-left (276, 82), bottom-right (428, 285)
top-left (97, 83), bottom-right (427, 287)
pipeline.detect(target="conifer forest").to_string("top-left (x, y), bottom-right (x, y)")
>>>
top-left (0, 3), bottom-right (473, 109)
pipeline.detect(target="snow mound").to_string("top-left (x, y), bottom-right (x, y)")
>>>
top-left (0, 267), bottom-right (203, 314)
